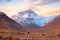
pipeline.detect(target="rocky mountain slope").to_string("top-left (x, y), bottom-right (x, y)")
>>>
top-left (0, 12), bottom-right (25, 30)
top-left (11, 9), bottom-right (56, 28)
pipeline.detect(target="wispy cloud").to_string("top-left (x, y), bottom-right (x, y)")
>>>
top-left (0, 0), bottom-right (60, 17)
top-left (24, 0), bottom-right (60, 5)
top-left (24, 0), bottom-right (60, 16)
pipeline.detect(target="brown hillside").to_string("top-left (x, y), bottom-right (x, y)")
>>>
top-left (0, 12), bottom-right (25, 30)
top-left (33, 15), bottom-right (60, 40)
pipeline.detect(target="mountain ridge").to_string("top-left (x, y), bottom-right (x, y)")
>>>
top-left (0, 11), bottom-right (25, 31)
top-left (34, 14), bottom-right (60, 32)
top-left (11, 9), bottom-right (56, 28)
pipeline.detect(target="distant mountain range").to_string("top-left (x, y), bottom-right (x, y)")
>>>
top-left (11, 9), bottom-right (57, 28)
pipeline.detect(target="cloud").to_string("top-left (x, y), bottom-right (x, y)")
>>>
top-left (24, 0), bottom-right (60, 5)
top-left (28, 1), bottom-right (60, 16)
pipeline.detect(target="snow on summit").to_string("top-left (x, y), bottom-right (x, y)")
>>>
top-left (11, 9), bottom-right (56, 28)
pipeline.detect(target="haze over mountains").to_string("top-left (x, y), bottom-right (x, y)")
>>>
top-left (11, 9), bottom-right (57, 28)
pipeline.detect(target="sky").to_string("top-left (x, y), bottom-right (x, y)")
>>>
top-left (0, 0), bottom-right (60, 17)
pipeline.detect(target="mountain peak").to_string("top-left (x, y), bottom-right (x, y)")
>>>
top-left (0, 12), bottom-right (6, 17)
top-left (25, 9), bottom-right (34, 13)
top-left (18, 9), bottom-right (37, 16)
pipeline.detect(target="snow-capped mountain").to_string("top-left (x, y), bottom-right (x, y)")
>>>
top-left (11, 9), bottom-right (56, 28)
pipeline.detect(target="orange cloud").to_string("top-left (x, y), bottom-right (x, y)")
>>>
top-left (0, 6), bottom-right (29, 17)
